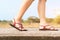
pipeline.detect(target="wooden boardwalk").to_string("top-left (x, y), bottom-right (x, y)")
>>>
top-left (0, 27), bottom-right (60, 40)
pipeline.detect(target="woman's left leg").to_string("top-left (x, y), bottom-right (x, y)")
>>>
top-left (37, 0), bottom-right (58, 30)
top-left (38, 0), bottom-right (47, 25)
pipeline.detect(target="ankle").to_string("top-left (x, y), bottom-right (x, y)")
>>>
top-left (40, 23), bottom-right (48, 25)
top-left (13, 19), bottom-right (22, 23)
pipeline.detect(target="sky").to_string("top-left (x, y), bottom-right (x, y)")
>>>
top-left (0, 0), bottom-right (60, 20)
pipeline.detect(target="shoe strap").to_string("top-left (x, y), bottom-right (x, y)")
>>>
top-left (13, 19), bottom-right (24, 29)
top-left (40, 25), bottom-right (52, 29)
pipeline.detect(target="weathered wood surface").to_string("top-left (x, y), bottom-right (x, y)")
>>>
top-left (0, 27), bottom-right (60, 40)
top-left (0, 27), bottom-right (60, 37)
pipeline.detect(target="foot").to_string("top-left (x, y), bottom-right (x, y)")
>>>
top-left (9, 19), bottom-right (27, 31)
top-left (39, 24), bottom-right (58, 31)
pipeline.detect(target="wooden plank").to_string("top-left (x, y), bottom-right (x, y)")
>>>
top-left (0, 28), bottom-right (60, 40)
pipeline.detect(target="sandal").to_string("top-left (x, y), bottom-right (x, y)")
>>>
top-left (39, 25), bottom-right (58, 31)
top-left (9, 19), bottom-right (27, 31)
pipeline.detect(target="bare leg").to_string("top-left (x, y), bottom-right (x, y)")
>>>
top-left (38, 0), bottom-right (58, 30)
top-left (38, 0), bottom-right (47, 25)
top-left (15, 0), bottom-right (34, 23)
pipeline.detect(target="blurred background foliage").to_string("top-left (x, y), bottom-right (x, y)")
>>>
top-left (0, 15), bottom-right (60, 24)
top-left (0, 15), bottom-right (60, 28)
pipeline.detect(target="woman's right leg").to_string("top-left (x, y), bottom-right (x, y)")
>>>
top-left (15, 0), bottom-right (34, 23)
top-left (10, 0), bottom-right (34, 31)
